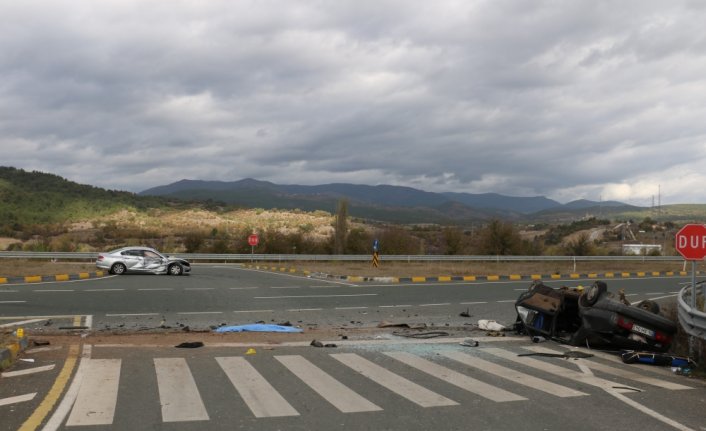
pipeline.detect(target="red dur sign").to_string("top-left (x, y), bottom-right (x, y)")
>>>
top-left (675, 224), bottom-right (706, 260)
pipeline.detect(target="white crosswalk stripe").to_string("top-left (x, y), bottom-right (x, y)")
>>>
top-left (330, 353), bottom-right (458, 407)
top-left (215, 356), bottom-right (299, 418)
top-left (66, 359), bottom-right (121, 426)
top-left (58, 345), bottom-right (693, 426)
top-left (154, 358), bottom-right (210, 422)
top-left (276, 355), bottom-right (382, 413)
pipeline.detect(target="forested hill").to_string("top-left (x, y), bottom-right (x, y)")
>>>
top-left (0, 166), bottom-right (165, 228)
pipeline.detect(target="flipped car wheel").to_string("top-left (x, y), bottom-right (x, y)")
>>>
top-left (111, 263), bottom-right (126, 275)
top-left (638, 299), bottom-right (661, 314)
top-left (168, 263), bottom-right (183, 276)
top-left (582, 281), bottom-right (607, 306)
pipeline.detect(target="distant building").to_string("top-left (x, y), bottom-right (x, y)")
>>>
top-left (622, 244), bottom-right (662, 255)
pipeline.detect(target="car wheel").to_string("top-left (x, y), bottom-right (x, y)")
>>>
top-left (168, 263), bottom-right (183, 276)
top-left (582, 281), bottom-right (607, 306)
top-left (111, 263), bottom-right (126, 275)
top-left (638, 299), bottom-right (660, 314)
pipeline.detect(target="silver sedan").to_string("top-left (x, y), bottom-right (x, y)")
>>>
top-left (96, 247), bottom-right (191, 275)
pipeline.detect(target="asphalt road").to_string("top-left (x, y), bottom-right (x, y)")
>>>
top-left (0, 264), bottom-right (693, 332)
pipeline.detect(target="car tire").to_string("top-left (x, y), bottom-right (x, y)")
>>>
top-left (582, 281), bottom-right (607, 306)
top-left (638, 299), bottom-right (660, 314)
top-left (111, 263), bottom-right (126, 275)
top-left (168, 263), bottom-right (183, 276)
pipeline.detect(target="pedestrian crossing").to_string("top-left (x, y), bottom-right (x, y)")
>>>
top-left (62, 345), bottom-right (695, 426)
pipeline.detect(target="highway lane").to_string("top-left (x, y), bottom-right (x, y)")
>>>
top-left (0, 265), bottom-right (694, 331)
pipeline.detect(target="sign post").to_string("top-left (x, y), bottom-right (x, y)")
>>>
top-left (372, 239), bottom-right (380, 268)
top-left (248, 234), bottom-right (259, 262)
top-left (675, 224), bottom-right (706, 309)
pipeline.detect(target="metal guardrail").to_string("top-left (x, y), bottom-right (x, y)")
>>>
top-left (677, 283), bottom-right (706, 339)
top-left (0, 251), bottom-right (688, 263)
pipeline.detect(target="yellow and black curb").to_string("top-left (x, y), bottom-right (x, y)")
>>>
top-left (244, 264), bottom-right (694, 283)
top-left (0, 271), bottom-right (106, 285)
top-left (0, 335), bottom-right (29, 371)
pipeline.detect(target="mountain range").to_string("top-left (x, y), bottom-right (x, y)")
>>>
top-left (140, 178), bottom-right (637, 224)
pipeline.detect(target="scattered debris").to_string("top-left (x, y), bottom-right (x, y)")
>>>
top-left (459, 308), bottom-right (472, 318)
top-left (485, 331), bottom-right (505, 337)
top-left (377, 321), bottom-right (427, 329)
top-left (32, 340), bottom-right (50, 346)
top-left (175, 342), bottom-right (204, 348)
top-left (324, 343), bottom-right (337, 348)
top-left (277, 321), bottom-right (293, 327)
top-left (460, 339), bottom-right (479, 347)
top-left (531, 336), bottom-right (547, 343)
top-left (310, 340), bottom-right (324, 347)
top-left (43, 320), bottom-right (53, 326)
top-left (245, 348), bottom-right (257, 355)
top-left (340, 335), bottom-right (348, 340)
top-left (214, 324), bottom-right (303, 333)
top-left (392, 331), bottom-right (449, 339)
top-left (478, 320), bottom-right (506, 331)
top-left (621, 351), bottom-right (696, 368)
top-left (518, 351), bottom-right (594, 359)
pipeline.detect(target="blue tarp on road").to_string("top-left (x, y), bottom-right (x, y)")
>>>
top-left (214, 324), bottom-right (303, 333)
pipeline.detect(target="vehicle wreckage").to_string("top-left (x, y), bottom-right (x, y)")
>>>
top-left (514, 280), bottom-right (677, 352)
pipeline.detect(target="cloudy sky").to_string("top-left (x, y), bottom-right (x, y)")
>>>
top-left (2, 1), bottom-right (706, 205)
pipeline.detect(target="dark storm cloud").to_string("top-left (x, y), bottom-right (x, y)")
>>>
top-left (2, 0), bottom-right (706, 204)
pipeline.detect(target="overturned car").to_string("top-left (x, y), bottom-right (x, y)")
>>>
top-left (514, 280), bottom-right (676, 352)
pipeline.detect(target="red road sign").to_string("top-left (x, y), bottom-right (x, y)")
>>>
top-left (675, 224), bottom-right (706, 260)
top-left (248, 234), bottom-right (259, 246)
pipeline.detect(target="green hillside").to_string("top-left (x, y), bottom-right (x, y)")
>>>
top-left (0, 167), bottom-right (166, 231)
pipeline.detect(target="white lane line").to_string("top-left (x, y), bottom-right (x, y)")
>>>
top-left (459, 301), bottom-right (488, 305)
top-left (138, 288), bottom-right (173, 291)
top-left (419, 303), bottom-right (450, 307)
top-left (154, 358), bottom-right (209, 422)
top-left (85, 315), bottom-right (93, 330)
top-left (379, 305), bottom-right (411, 308)
top-left (0, 300), bottom-right (26, 303)
top-left (288, 308), bottom-right (322, 312)
top-left (276, 355), bottom-right (382, 413)
top-left (2, 364), bottom-right (56, 378)
top-left (255, 294), bottom-right (378, 299)
top-left (216, 357), bottom-right (299, 418)
top-left (230, 287), bottom-right (259, 290)
top-left (646, 292), bottom-right (664, 295)
top-left (185, 288), bottom-right (214, 291)
top-left (0, 393), bottom-right (36, 406)
top-left (496, 300), bottom-right (516, 303)
top-left (0, 290), bottom-right (19, 293)
top-left (0, 318), bottom-right (47, 328)
top-left (84, 289), bottom-right (123, 293)
top-left (335, 306), bottom-right (368, 310)
top-left (105, 313), bottom-right (159, 317)
top-left (625, 293), bottom-right (638, 297)
top-left (34, 290), bottom-right (74, 292)
top-left (331, 353), bottom-right (457, 408)
top-left (233, 310), bottom-right (274, 313)
top-left (26, 346), bottom-right (63, 354)
top-left (177, 311), bottom-right (223, 315)
top-left (270, 286), bottom-right (300, 289)
top-left (67, 358), bottom-right (121, 426)
top-left (385, 352), bottom-right (525, 402)
top-left (483, 347), bottom-right (640, 393)
top-left (443, 351), bottom-right (588, 398)
top-left (525, 346), bottom-right (693, 390)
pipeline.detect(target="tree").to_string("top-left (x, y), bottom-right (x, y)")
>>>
top-left (477, 219), bottom-right (522, 255)
top-left (333, 199), bottom-right (348, 254)
top-left (563, 232), bottom-right (594, 256)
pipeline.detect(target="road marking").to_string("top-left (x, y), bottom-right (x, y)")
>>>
top-left (177, 311), bottom-right (223, 315)
top-left (379, 305), bottom-right (411, 308)
top-left (525, 346), bottom-right (693, 390)
top-left (496, 300), bottom-right (515, 303)
top-left (459, 301), bottom-right (487, 305)
top-left (85, 315), bottom-right (93, 330)
top-left (0, 319), bottom-right (47, 328)
top-left (335, 306), bottom-right (368, 310)
top-left (229, 287), bottom-right (259, 290)
top-left (255, 294), bottom-right (378, 299)
top-left (483, 347), bottom-right (640, 393)
top-left (216, 357), bottom-right (299, 418)
top-left (21, 344), bottom-right (81, 431)
top-left (0, 393), bottom-right (36, 406)
top-left (2, 364), bottom-right (56, 378)
top-left (105, 313), bottom-right (160, 317)
top-left (34, 290), bottom-right (74, 292)
top-left (0, 290), bottom-right (19, 293)
top-left (138, 288), bottom-right (173, 291)
top-left (26, 346), bottom-right (63, 354)
top-left (66, 359), bottom-right (121, 426)
top-left (331, 353), bottom-right (457, 408)
top-left (0, 300), bottom-right (27, 303)
top-left (84, 289), bottom-right (124, 292)
top-left (276, 355), bottom-right (382, 413)
top-left (385, 351), bottom-right (525, 402)
top-left (154, 358), bottom-right (209, 422)
top-left (419, 303), bottom-right (450, 307)
top-left (270, 286), bottom-right (300, 289)
top-left (443, 351), bottom-right (588, 398)
top-left (233, 309), bottom-right (274, 313)
top-left (287, 308), bottom-right (322, 312)
top-left (184, 288), bottom-right (214, 291)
